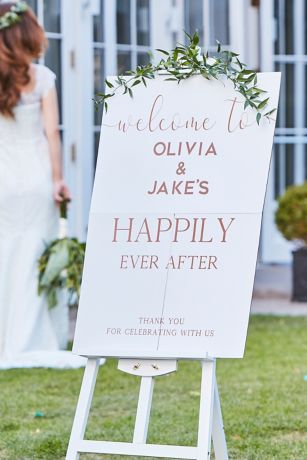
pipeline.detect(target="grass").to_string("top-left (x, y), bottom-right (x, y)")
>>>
top-left (1, 316), bottom-right (307, 459)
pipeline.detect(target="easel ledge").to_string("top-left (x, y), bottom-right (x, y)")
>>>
top-left (66, 357), bottom-right (229, 460)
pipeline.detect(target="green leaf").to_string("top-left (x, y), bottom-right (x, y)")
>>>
top-left (156, 49), bottom-right (169, 56)
top-left (258, 97), bottom-right (269, 110)
top-left (192, 32), bottom-right (199, 46)
top-left (105, 79), bottom-right (114, 89)
top-left (241, 69), bottom-right (255, 75)
top-left (264, 108), bottom-right (277, 116)
top-left (183, 30), bottom-right (192, 41)
top-left (40, 240), bottom-right (70, 287)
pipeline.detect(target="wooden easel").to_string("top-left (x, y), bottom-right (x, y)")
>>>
top-left (66, 357), bottom-right (228, 459)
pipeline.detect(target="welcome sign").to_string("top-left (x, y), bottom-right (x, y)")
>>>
top-left (73, 73), bottom-right (280, 359)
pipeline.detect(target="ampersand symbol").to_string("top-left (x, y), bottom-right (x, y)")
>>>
top-left (176, 162), bottom-right (186, 175)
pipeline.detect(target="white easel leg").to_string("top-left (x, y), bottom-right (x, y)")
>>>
top-left (133, 376), bottom-right (155, 443)
top-left (66, 358), bottom-right (100, 460)
top-left (197, 360), bottom-right (216, 460)
top-left (212, 379), bottom-right (228, 460)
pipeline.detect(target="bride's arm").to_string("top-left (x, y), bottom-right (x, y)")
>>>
top-left (42, 87), bottom-right (71, 203)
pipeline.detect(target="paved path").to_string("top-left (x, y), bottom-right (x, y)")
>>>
top-left (251, 297), bottom-right (307, 316)
top-left (252, 264), bottom-right (307, 316)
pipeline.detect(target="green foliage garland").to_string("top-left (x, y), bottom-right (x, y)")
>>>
top-left (96, 32), bottom-right (276, 124)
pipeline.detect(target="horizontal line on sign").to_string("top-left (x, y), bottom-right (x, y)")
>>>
top-left (89, 211), bottom-right (262, 215)
top-left (78, 440), bottom-right (198, 458)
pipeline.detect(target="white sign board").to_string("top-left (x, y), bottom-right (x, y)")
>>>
top-left (73, 73), bottom-right (280, 359)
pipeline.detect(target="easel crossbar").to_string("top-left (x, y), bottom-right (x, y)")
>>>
top-left (78, 440), bottom-right (198, 458)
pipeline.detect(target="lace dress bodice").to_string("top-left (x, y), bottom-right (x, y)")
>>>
top-left (0, 64), bottom-right (56, 143)
top-left (19, 63), bottom-right (56, 106)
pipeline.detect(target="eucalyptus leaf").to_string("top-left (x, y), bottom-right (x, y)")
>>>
top-left (40, 240), bottom-right (69, 286)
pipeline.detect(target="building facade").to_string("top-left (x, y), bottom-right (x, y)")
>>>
top-left (23, 0), bottom-right (307, 263)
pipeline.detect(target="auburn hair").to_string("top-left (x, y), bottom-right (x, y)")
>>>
top-left (0, 3), bottom-right (47, 117)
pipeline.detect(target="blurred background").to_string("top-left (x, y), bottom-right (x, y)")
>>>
top-left (24, 0), bottom-right (304, 267)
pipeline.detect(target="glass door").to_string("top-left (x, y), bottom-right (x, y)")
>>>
top-left (92, 0), bottom-right (151, 167)
top-left (261, 0), bottom-right (307, 262)
top-left (27, 0), bottom-right (64, 130)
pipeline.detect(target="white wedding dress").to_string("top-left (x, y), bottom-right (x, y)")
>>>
top-left (0, 64), bottom-right (86, 368)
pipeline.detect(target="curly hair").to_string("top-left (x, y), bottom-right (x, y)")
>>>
top-left (0, 3), bottom-right (47, 117)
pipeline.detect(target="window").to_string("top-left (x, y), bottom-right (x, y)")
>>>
top-left (184, 0), bottom-right (204, 45)
top-left (93, 0), bottom-right (106, 166)
top-left (116, 0), bottom-right (151, 74)
top-left (184, 0), bottom-right (230, 50)
top-left (28, 0), bottom-right (63, 123)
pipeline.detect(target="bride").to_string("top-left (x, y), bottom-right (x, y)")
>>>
top-left (0, 2), bottom-right (85, 368)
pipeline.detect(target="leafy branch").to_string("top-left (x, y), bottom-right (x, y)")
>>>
top-left (95, 31), bottom-right (276, 125)
top-left (38, 238), bottom-right (86, 309)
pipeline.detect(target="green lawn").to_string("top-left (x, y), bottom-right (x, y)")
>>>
top-left (1, 316), bottom-right (307, 459)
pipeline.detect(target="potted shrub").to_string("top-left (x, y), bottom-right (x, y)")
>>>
top-left (275, 182), bottom-right (307, 301)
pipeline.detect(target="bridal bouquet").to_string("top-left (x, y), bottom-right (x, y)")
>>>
top-left (38, 200), bottom-right (85, 309)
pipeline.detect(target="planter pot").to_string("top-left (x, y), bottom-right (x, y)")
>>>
top-left (292, 247), bottom-right (307, 302)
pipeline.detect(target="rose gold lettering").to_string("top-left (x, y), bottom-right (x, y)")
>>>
top-left (149, 255), bottom-right (159, 269)
top-left (134, 218), bottom-right (153, 242)
top-left (199, 256), bottom-right (207, 269)
top-left (156, 182), bottom-right (168, 194)
top-left (147, 181), bottom-right (158, 195)
top-left (172, 181), bottom-right (183, 194)
top-left (167, 142), bottom-right (176, 156)
top-left (199, 180), bottom-right (209, 195)
top-left (187, 255), bottom-right (198, 269)
top-left (191, 218), bottom-right (198, 242)
top-left (153, 142), bottom-right (166, 155)
top-left (218, 217), bottom-right (235, 242)
top-left (165, 256), bottom-right (176, 269)
top-left (113, 218), bottom-right (134, 242)
top-left (131, 255), bottom-right (140, 268)
top-left (174, 218), bottom-right (190, 242)
top-left (156, 218), bottom-right (172, 242)
top-left (149, 95), bottom-right (164, 132)
top-left (208, 255), bottom-right (218, 269)
top-left (184, 181), bottom-right (194, 194)
top-left (198, 218), bottom-right (213, 243)
top-left (186, 141), bottom-right (197, 155)
top-left (120, 255), bottom-right (128, 269)
top-left (227, 97), bottom-right (240, 133)
top-left (205, 142), bottom-right (217, 155)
